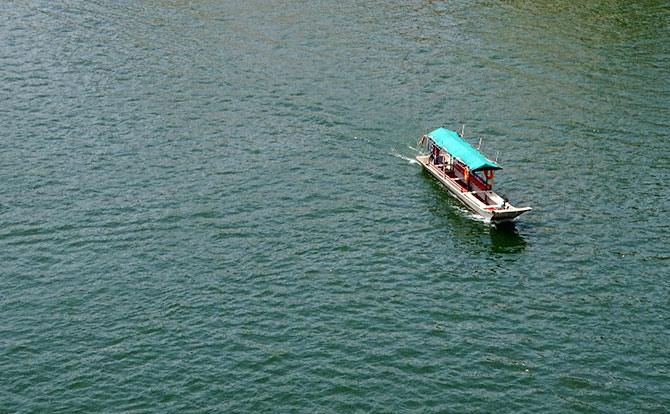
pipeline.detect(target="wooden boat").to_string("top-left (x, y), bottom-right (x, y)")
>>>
top-left (416, 127), bottom-right (531, 223)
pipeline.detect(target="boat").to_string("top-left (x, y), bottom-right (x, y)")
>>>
top-left (416, 127), bottom-right (531, 223)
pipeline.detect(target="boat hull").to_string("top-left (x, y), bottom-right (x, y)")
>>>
top-left (416, 155), bottom-right (531, 222)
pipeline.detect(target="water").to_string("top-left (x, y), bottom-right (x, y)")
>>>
top-left (1, 1), bottom-right (669, 412)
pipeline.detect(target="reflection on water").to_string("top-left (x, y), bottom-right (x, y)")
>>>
top-left (489, 222), bottom-right (527, 253)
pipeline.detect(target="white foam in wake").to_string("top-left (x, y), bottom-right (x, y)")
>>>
top-left (390, 151), bottom-right (419, 165)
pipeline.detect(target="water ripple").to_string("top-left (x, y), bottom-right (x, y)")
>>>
top-left (1, 1), bottom-right (669, 413)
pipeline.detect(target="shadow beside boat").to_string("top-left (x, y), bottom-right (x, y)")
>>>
top-left (489, 222), bottom-right (527, 253)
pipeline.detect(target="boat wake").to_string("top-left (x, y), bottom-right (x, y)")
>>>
top-left (446, 202), bottom-right (496, 224)
top-left (468, 213), bottom-right (492, 224)
top-left (390, 150), bottom-right (419, 165)
top-left (352, 135), bottom-right (372, 144)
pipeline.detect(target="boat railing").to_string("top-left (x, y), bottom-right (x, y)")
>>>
top-left (451, 161), bottom-right (490, 191)
top-left (471, 173), bottom-right (489, 191)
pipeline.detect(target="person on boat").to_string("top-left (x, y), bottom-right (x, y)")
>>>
top-left (502, 195), bottom-right (510, 209)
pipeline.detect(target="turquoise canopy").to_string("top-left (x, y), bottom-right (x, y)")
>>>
top-left (428, 127), bottom-right (501, 172)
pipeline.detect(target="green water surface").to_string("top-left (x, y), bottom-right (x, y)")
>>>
top-left (1, 1), bottom-right (669, 412)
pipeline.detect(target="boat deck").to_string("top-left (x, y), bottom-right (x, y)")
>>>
top-left (425, 159), bottom-right (501, 207)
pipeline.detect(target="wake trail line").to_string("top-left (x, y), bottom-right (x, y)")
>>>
top-left (390, 150), bottom-right (419, 165)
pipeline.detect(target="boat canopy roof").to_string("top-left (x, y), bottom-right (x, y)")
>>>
top-left (428, 127), bottom-right (501, 171)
